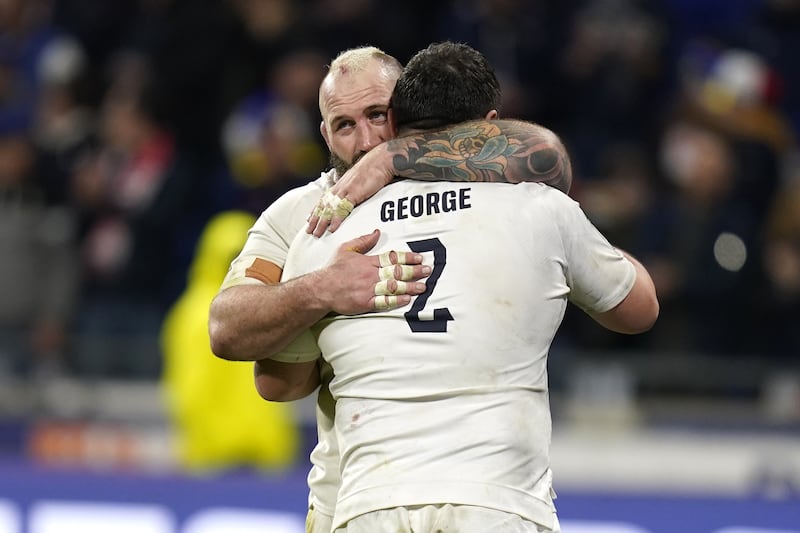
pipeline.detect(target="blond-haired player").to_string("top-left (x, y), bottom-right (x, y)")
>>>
top-left (211, 44), bottom-right (576, 532)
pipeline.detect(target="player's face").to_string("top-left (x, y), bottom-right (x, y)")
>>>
top-left (319, 61), bottom-right (396, 176)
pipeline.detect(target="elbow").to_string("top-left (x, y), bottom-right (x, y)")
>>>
top-left (628, 297), bottom-right (659, 334)
top-left (208, 317), bottom-right (237, 360)
top-left (253, 359), bottom-right (319, 402)
top-left (254, 370), bottom-right (314, 402)
top-left (255, 374), bottom-right (292, 402)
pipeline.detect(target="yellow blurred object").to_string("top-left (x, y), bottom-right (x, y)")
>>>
top-left (231, 148), bottom-right (270, 187)
top-left (160, 211), bottom-right (299, 472)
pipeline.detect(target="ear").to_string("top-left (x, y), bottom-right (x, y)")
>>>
top-left (320, 120), bottom-right (332, 150)
top-left (485, 109), bottom-right (498, 120)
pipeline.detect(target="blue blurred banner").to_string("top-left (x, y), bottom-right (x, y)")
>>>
top-left (0, 458), bottom-right (798, 533)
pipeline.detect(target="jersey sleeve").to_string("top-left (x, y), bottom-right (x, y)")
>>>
top-left (546, 190), bottom-right (636, 313)
top-left (219, 180), bottom-right (325, 291)
top-left (270, 329), bottom-right (321, 363)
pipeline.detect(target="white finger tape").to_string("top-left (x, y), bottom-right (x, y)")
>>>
top-left (378, 265), bottom-right (395, 281)
top-left (374, 280), bottom-right (408, 296)
top-left (396, 265), bottom-right (415, 281)
top-left (378, 251), bottom-right (394, 267)
top-left (374, 295), bottom-right (399, 310)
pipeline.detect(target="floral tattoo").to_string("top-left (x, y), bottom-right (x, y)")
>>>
top-left (386, 120), bottom-right (572, 193)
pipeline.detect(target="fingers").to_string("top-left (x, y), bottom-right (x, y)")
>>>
top-left (372, 256), bottom-right (428, 311)
top-left (379, 264), bottom-right (417, 281)
top-left (375, 250), bottom-right (427, 282)
top-left (306, 212), bottom-right (320, 234)
top-left (371, 278), bottom-right (425, 310)
top-left (340, 229), bottom-right (380, 255)
top-left (373, 295), bottom-right (400, 311)
top-left (373, 295), bottom-right (403, 311)
top-left (378, 250), bottom-right (417, 267)
top-left (333, 238), bottom-right (430, 313)
top-left (375, 279), bottom-right (408, 296)
top-left (307, 191), bottom-right (354, 237)
top-left (327, 215), bottom-right (345, 234)
top-left (374, 279), bottom-right (426, 296)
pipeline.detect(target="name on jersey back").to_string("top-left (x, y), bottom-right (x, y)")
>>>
top-left (380, 187), bottom-right (472, 222)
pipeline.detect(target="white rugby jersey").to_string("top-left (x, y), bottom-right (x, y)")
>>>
top-left (280, 180), bottom-right (636, 530)
top-left (219, 169), bottom-right (341, 518)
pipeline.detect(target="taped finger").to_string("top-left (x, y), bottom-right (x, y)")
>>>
top-left (378, 251), bottom-right (394, 267)
top-left (333, 197), bottom-right (354, 218)
top-left (378, 265), bottom-right (395, 281)
top-left (374, 295), bottom-right (399, 311)
top-left (315, 191), bottom-right (335, 220)
top-left (318, 204), bottom-right (333, 221)
top-left (395, 265), bottom-right (416, 281)
top-left (379, 250), bottom-right (413, 267)
top-left (375, 280), bottom-right (408, 296)
top-left (379, 264), bottom-right (416, 281)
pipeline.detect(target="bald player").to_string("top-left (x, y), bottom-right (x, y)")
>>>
top-left (268, 42), bottom-right (658, 532)
top-left (211, 44), bottom-right (575, 532)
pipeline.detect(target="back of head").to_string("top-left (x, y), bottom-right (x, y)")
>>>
top-left (391, 41), bottom-right (501, 133)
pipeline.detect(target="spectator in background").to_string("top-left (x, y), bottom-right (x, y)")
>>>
top-left (634, 119), bottom-right (760, 356)
top-left (634, 43), bottom-right (794, 357)
top-left (553, 0), bottom-right (668, 178)
top-left (219, 49), bottom-right (328, 215)
top-left (0, 120), bottom-right (78, 379)
top-left (161, 210), bottom-right (299, 472)
top-left (0, 0), bottom-right (55, 128)
top-left (434, 0), bottom-right (569, 121)
top-left (69, 51), bottom-right (191, 378)
top-left (677, 45), bottom-right (792, 218)
top-left (758, 167), bottom-right (800, 358)
top-left (32, 35), bottom-right (95, 208)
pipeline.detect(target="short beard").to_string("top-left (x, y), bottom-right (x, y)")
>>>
top-left (330, 151), bottom-right (365, 180)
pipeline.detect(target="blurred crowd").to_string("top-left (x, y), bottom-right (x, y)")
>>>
top-left (1, 0), bottom-right (799, 385)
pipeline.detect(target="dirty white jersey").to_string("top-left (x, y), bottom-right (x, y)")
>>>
top-left (281, 180), bottom-right (636, 530)
top-left (219, 169), bottom-right (340, 519)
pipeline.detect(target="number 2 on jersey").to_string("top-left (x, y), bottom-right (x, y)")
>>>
top-left (404, 238), bottom-right (454, 333)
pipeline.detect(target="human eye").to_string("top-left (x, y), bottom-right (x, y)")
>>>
top-left (369, 110), bottom-right (388, 124)
top-left (334, 119), bottom-right (354, 132)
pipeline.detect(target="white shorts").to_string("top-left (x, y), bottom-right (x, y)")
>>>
top-left (306, 506), bottom-right (333, 533)
top-left (333, 504), bottom-right (560, 533)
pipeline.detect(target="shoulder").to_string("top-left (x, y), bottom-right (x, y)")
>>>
top-left (264, 170), bottom-right (334, 215)
top-left (515, 182), bottom-right (581, 214)
top-left (252, 170), bottom-right (332, 231)
top-left (229, 170), bottom-right (335, 276)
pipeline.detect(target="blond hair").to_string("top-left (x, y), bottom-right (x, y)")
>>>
top-left (329, 46), bottom-right (401, 76)
top-left (318, 46), bottom-right (402, 110)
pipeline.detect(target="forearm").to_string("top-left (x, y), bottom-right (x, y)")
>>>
top-left (254, 358), bottom-right (320, 401)
top-left (387, 119), bottom-right (572, 193)
top-left (209, 276), bottom-right (329, 361)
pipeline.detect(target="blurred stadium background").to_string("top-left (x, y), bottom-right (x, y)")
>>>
top-left (0, 0), bottom-right (799, 531)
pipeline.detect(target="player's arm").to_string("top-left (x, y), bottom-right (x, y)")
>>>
top-left (209, 230), bottom-right (428, 361)
top-left (254, 358), bottom-right (320, 401)
top-left (390, 119), bottom-right (571, 191)
top-left (307, 119), bottom-right (572, 235)
top-left (210, 281), bottom-right (329, 362)
top-left (588, 250), bottom-right (659, 334)
top-left (555, 190), bottom-right (658, 335)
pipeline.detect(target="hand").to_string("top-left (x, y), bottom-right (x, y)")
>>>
top-left (307, 145), bottom-right (393, 237)
top-left (318, 229), bottom-right (430, 314)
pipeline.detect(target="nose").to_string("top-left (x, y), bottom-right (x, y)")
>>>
top-left (354, 122), bottom-right (381, 152)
